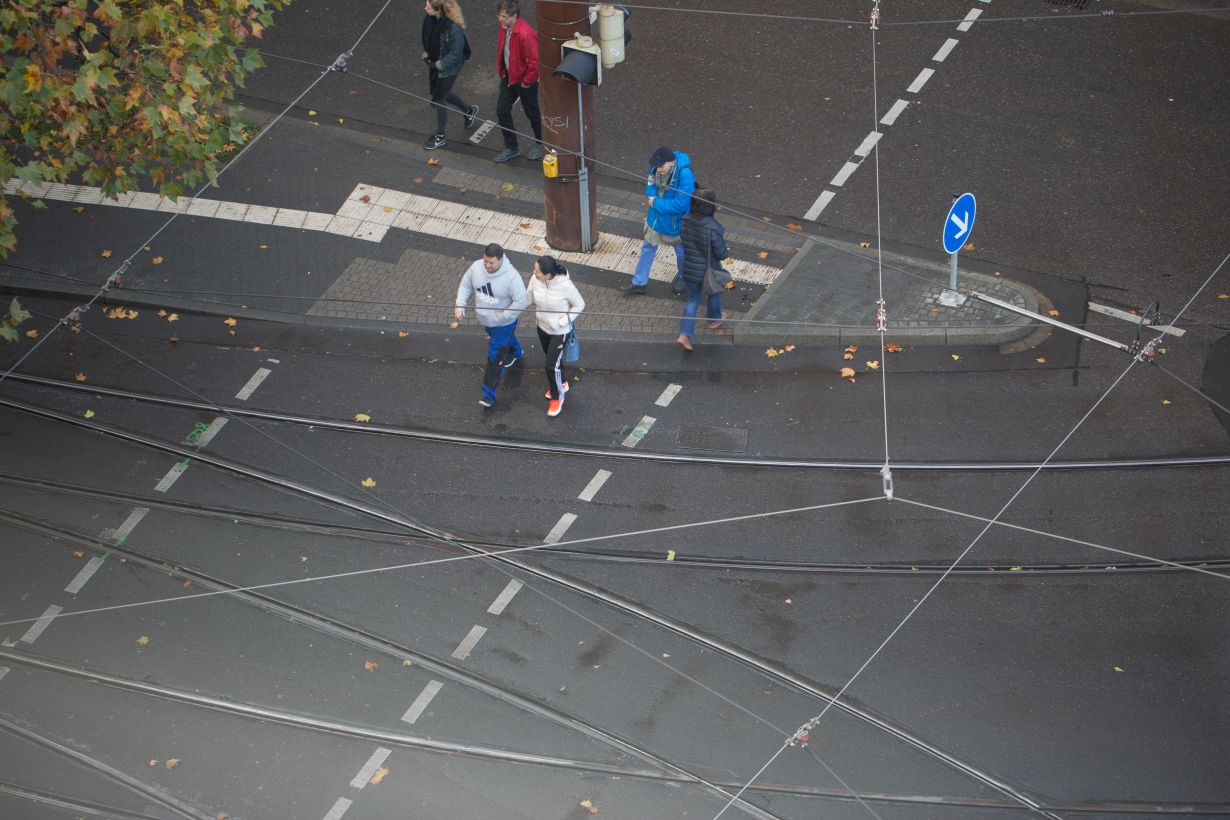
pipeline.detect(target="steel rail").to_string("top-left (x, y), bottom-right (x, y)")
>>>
top-left (0, 781), bottom-right (170, 820)
top-left (6, 373), bottom-right (1230, 472)
top-left (4, 471), bottom-right (1227, 577)
top-left (0, 395), bottom-right (1059, 815)
top-left (0, 508), bottom-right (781, 820)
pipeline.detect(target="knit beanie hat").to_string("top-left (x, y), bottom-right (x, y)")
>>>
top-left (650, 146), bottom-right (674, 168)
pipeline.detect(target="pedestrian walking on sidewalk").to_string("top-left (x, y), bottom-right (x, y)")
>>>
top-left (526, 255), bottom-right (585, 417)
top-left (676, 188), bottom-right (729, 351)
top-left (493, 0), bottom-right (543, 163)
top-left (620, 145), bottom-right (695, 296)
top-left (455, 243), bottom-right (529, 408)
top-left (421, 0), bottom-right (478, 151)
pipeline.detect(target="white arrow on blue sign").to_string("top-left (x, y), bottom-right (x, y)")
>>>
top-left (942, 192), bottom-right (977, 255)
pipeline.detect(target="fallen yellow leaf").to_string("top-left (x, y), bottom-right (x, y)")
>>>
top-left (308, 109), bottom-right (317, 116)
top-left (1218, 294), bottom-right (1229, 300)
top-left (765, 348), bottom-right (779, 358)
top-left (398, 331), bottom-right (410, 338)
top-left (1036, 357), bottom-right (1046, 364)
top-left (152, 256), bottom-right (164, 265)
top-left (839, 367), bottom-right (856, 378)
top-left (370, 766), bottom-right (389, 785)
top-left (413, 177), bottom-right (424, 184)
top-left (223, 317), bottom-right (237, 327)
top-left (427, 158), bottom-right (439, 166)
top-left (258, 244), bottom-right (268, 250)
top-left (167, 313), bottom-right (179, 321)
top-left (844, 345), bottom-right (858, 354)
top-left (866, 360), bottom-right (880, 369)
top-left (842, 352), bottom-right (854, 360)
top-left (757, 251), bottom-right (769, 259)
top-left (886, 342), bottom-right (903, 353)
top-left (951, 354), bottom-right (960, 361)
top-left (72, 206), bottom-right (84, 214)
top-left (361, 477), bottom-right (377, 488)
top-left (165, 758), bottom-right (180, 769)
top-left (24, 329), bottom-right (37, 339)
top-left (354, 413), bottom-right (372, 423)
top-left (250, 346), bottom-right (261, 352)
top-left (1047, 309), bottom-right (1060, 317)
top-left (858, 241), bottom-right (871, 249)
top-left (448, 320), bottom-right (459, 329)
top-left (337, 117), bottom-right (344, 124)
top-left (73, 550), bottom-right (85, 558)
top-left (1113, 666), bottom-right (1124, 672)
top-left (84, 409), bottom-right (95, 419)
top-left (136, 635), bottom-right (150, 645)
top-left (1162, 399), bottom-right (1172, 405)
top-left (364, 660), bottom-right (379, 671)
top-left (784, 344), bottom-right (795, 352)
top-left (101, 249), bottom-right (112, 257)
top-left (75, 372), bottom-right (87, 382)
top-left (666, 549), bottom-right (676, 561)
top-left (964, 242), bottom-right (975, 251)
top-left (579, 799), bottom-right (599, 815)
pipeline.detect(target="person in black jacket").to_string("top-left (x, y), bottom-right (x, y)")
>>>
top-left (422, 0), bottom-right (477, 151)
top-left (675, 188), bottom-right (729, 351)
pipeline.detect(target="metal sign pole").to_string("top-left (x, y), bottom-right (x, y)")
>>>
top-left (576, 82), bottom-right (592, 252)
top-left (940, 251), bottom-right (966, 307)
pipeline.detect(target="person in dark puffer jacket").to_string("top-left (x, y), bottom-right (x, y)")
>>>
top-left (422, 0), bottom-right (477, 151)
top-left (675, 188), bottom-right (728, 351)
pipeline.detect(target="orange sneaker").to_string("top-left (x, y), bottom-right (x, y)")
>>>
top-left (544, 380), bottom-right (570, 399)
top-left (547, 396), bottom-right (565, 417)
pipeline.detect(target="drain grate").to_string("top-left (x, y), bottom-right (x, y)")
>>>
top-left (676, 425), bottom-right (749, 454)
top-left (1045, 0), bottom-right (1090, 9)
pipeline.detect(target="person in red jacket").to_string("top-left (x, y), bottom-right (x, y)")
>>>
top-left (493, 0), bottom-right (543, 163)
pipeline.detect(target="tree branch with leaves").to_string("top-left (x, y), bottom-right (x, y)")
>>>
top-left (0, 0), bottom-right (289, 257)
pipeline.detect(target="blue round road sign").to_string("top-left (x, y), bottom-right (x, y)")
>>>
top-left (942, 192), bottom-right (977, 255)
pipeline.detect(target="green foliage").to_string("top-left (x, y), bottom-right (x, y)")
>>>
top-left (0, 0), bottom-right (289, 256)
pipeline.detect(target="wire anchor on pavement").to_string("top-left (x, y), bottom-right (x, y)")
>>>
top-left (880, 462), bottom-right (894, 501)
top-left (869, 0), bottom-right (881, 29)
top-left (330, 50), bottom-right (354, 73)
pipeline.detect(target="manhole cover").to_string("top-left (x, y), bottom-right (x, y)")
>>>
top-left (676, 425), bottom-right (749, 453)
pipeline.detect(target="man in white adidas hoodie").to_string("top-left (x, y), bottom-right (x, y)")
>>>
top-left (455, 243), bottom-right (530, 407)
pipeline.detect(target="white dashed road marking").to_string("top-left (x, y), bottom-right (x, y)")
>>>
top-left (20, 605), bottom-right (62, 644)
top-left (578, 470), bottom-right (612, 502)
top-left (621, 416), bottom-right (656, 449)
top-left (349, 747), bottom-right (391, 789)
top-left (401, 680), bottom-right (444, 725)
top-left (853, 131), bottom-right (883, 158)
top-left (65, 557), bottom-right (105, 595)
top-left (543, 513), bottom-right (577, 545)
top-left (933, 38), bottom-right (959, 62)
top-left (487, 579), bottom-right (524, 616)
top-left (0, 667), bottom-right (7, 682)
top-left (880, 99), bottom-right (909, 127)
top-left (957, 8), bottom-right (982, 31)
top-left (654, 384), bottom-right (683, 408)
top-left (450, 625), bottom-right (487, 660)
top-left (235, 368), bottom-right (272, 401)
top-left (805, 191), bottom-right (837, 220)
top-left (829, 161), bottom-right (860, 188)
top-left (907, 68), bottom-right (935, 94)
top-left (193, 417), bottom-right (229, 448)
top-left (110, 507), bottom-right (149, 544)
top-left (322, 797), bottom-right (352, 820)
top-left (153, 461), bottom-right (190, 494)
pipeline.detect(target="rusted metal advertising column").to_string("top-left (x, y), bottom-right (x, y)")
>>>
top-left (537, 1), bottom-right (597, 252)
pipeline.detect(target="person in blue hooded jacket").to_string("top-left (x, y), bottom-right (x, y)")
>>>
top-left (620, 146), bottom-right (696, 295)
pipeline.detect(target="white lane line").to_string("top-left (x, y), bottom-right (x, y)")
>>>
top-left (829, 161), bottom-right (860, 188)
top-left (0, 638), bottom-right (16, 648)
top-left (1087, 302), bottom-right (1186, 337)
top-left (543, 513), bottom-right (577, 544)
top-left (450, 625), bottom-right (487, 660)
top-left (193, 417), bottom-right (229, 449)
top-left (65, 557), bottom-right (105, 595)
top-left (655, 384), bottom-right (683, 408)
top-left (401, 680), bottom-right (443, 725)
top-left (957, 8), bottom-right (982, 31)
top-left (852, 131), bottom-right (883, 159)
top-left (349, 747), bottom-right (391, 789)
top-left (907, 68), bottom-right (935, 95)
top-left (234, 368), bottom-right (272, 401)
top-left (487, 579), bottom-right (524, 616)
top-left (322, 797), bottom-right (352, 820)
top-left (153, 461), bottom-right (190, 494)
top-left (880, 99), bottom-right (910, 127)
top-left (933, 38), bottom-right (959, 62)
top-left (621, 416), bottom-right (656, 449)
top-left (804, 191), bottom-right (837, 221)
top-left (578, 470), bottom-right (612, 502)
top-left (20, 605), bottom-right (63, 644)
top-left (110, 507), bottom-right (149, 544)
top-left (0, 666), bottom-right (8, 682)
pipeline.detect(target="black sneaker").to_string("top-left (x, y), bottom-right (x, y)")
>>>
top-left (526, 143), bottom-right (544, 161)
top-left (619, 283), bottom-right (647, 295)
top-left (671, 277), bottom-right (685, 294)
top-left (493, 148), bottom-right (520, 163)
top-left (423, 134), bottom-right (446, 151)
top-left (463, 105), bottom-right (479, 130)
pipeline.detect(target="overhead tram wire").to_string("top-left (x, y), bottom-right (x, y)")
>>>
top-left (711, 248), bottom-right (1230, 820)
top-left (0, 0), bottom-right (399, 392)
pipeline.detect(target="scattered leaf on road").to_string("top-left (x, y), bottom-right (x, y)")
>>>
top-left (1036, 357), bottom-right (1046, 364)
top-left (1162, 399), bottom-right (1172, 405)
top-left (136, 635), bottom-right (150, 645)
top-left (866, 360), bottom-right (880, 369)
top-left (448, 320), bottom-right (459, 329)
top-left (165, 758), bottom-right (180, 769)
top-left (666, 549), bottom-right (676, 561)
top-left (1047, 309), bottom-right (1060, 317)
top-left (75, 372), bottom-right (87, 382)
top-left (364, 660), bottom-right (379, 671)
top-left (398, 331), bottom-right (410, 337)
top-left (1113, 666), bottom-right (1124, 672)
top-left (579, 799), bottom-right (599, 814)
top-left (370, 767), bottom-right (389, 785)
top-left (886, 342), bottom-right (903, 353)
top-left (223, 317), bottom-right (237, 327)
top-left (842, 352), bottom-right (854, 360)
top-left (413, 177), bottom-right (423, 184)
top-left (84, 409), bottom-right (95, 419)
top-left (427, 158), bottom-right (439, 166)
top-left (858, 241), bottom-right (871, 249)
top-left (101, 249), bottom-right (112, 257)
top-left (152, 256), bottom-right (164, 265)
top-left (786, 223), bottom-right (802, 231)
top-left (73, 206), bottom-right (84, 214)
top-left (756, 251), bottom-right (769, 259)
top-left (951, 354), bottom-right (960, 361)
top-left (1218, 294), bottom-right (1229, 300)
top-left (354, 413), bottom-right (372, 423)
top-left (501, 182), bottom-right (515, 192)
top-left (963, 242), bottom-right (975, 251)
top-left (73, 550), bottom-right (85, 558)
top-left (361, 477), bottom-right (377, 488)
top-left (844, 345), bottom-right (858, 354)
top-left (359, 194), bottom-right (371, 203)
top-left (839, 367), bottom-right (856, 378)
top-left (25, 329), bottom-right (37, 339)
top-left (308, 109), bottom-right (317, 116)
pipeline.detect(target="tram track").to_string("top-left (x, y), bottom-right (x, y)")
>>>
top-left (6, 372), bottom-right (1230, 472)
top-left (0, 399), bottom-right (1070, 817)
top-left (4, 471), bottom-right (1226, 577)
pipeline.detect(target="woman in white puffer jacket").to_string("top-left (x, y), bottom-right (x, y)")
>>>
top-left (526, 255), bottom-right (585, 417)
